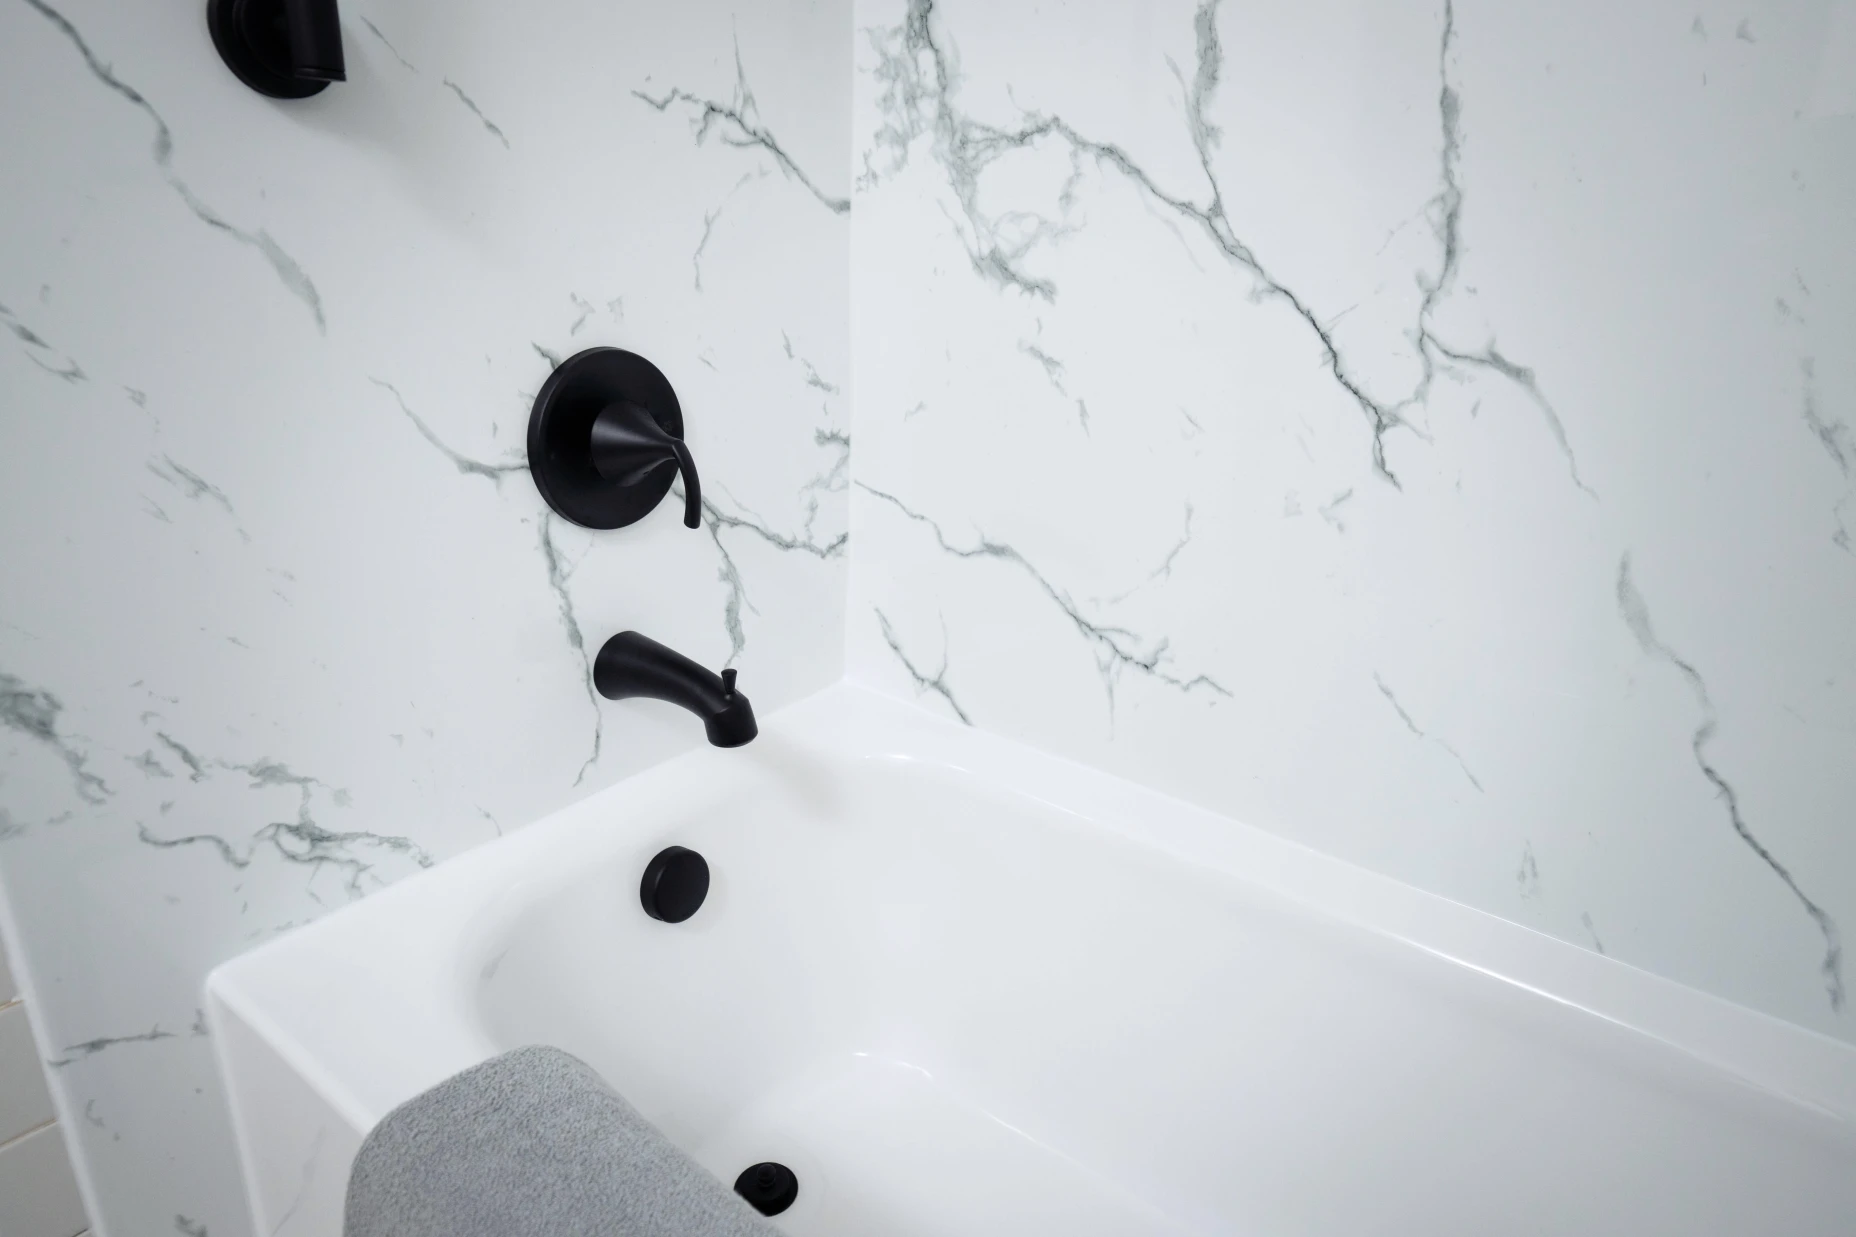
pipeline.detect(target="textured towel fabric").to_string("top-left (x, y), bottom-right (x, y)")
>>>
top-left (344, 1045), bottom-right (779, 1237)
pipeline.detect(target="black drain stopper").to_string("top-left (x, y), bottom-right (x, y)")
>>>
top-left (734, 1161), bottom-right (799, 1216)
top-left (640, 845), bottom-right (709, 923)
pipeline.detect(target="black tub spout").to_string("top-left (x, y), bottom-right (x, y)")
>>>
top-left (592, 632), bottom-right (756, 748)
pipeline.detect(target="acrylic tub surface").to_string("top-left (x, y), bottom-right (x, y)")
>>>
top-left (208, 683), bottom-right (1856, 1236)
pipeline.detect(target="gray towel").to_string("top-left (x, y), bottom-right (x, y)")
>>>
top-left (344, 1045), bottom-right (780, 1237)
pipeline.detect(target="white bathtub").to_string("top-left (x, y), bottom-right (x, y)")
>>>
top-left (209, 683), bottom-right (1856, 1236)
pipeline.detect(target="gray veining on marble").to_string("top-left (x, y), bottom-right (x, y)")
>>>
top-left (1096, 508), bottom-right (1194, 607)
top-left (124, 743), bottom-right (432, 900)
top-left (50, 1024), bottom-right (181, 1068)
top-left (848, 0), bottom-right (1856, 1053)
top-left (858, 482), bottom-right (1229, 706)
top-left (146, 457), bottom-right (236, 514)
top-left (155, 733), bottom-right (209, 781)
top-left (1617, 555), bottom-right (1844, 1010)
top-left (359, 16), bottom-right (417, 72)
top-left (0, 673), bottom-right (109, 804)
top-left (538, 517), bottom-right (603, 785)
top-left (0, 3), bottom-right (852, 1231)
top-left (1582, 912), bottom-right (1606, 956)
top-left (442, 80), bottom-right (511, 148)
top-left (16, 0), bottom-right (327, 332)
top-left (782, 332), bottom-right (840, 394)
top-left (694, 171), bottom-right (769, 291)
top-left (861, 0), bottom-right (1596, 494)
top-left (1800, 358), bottom-right (1856, 553)
top-left (0, 300), bottom-right (85, 381)
top-left (638, 43), bottom-right (853, 215)
top-left (373, 378), bottom-right (526, 485)
top-left (875, 607), bottom-right (970, 724)
top-left (137, 823), bottom-right (250, 870)
top-left (1375, 673), bottom-right (1483, 793)
top-left (5, 0), bottom-right (1853, 1229)
top-left (1516, 842), bottom-right (1540, 899)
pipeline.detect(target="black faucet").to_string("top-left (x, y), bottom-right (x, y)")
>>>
top-left (209, 0), bottom-right (347, 100)
top-left (593, 632), bottom-right (757, 748)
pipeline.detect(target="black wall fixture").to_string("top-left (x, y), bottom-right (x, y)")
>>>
top-left (594, 631), bottom-right (757, 748)
top-left (528, 348), bottom-right (703, 531)
top-left (209, 0), bottom-right (346, 99)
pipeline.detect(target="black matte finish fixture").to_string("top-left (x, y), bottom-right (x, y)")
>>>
top-left (528, 348), bottom-right (702, 531)
top-left (208, 0), bottom-right (346, 98)
top-left (594, 631), bottom-right (757, 747)
top-left (733, 1162), bottom-right (798, 1217)
top-left (640, 845), bottom-right (710, 923)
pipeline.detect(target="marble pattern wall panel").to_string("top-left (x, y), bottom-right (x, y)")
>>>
top-left (0, 0), bottom-right (849, 1230)
top-left (848, 0), bottom-right (1856, 1044)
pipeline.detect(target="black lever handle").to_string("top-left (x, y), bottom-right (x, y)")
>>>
top-left (527, 347), bottom-right (705, 532)
top-left (284, 0), bottom-right (346, 81)
top-left (589, 402), bottom-right (702, 529)
top-left (209, 0), bottom-right (346, 99)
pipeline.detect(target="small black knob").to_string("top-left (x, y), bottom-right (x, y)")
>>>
top-left (733, 1161), bottom-right (798, 1216)
top-left (639, 845), bottom-right (709, 923)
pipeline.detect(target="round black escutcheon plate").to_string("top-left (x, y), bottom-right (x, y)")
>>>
top-left (639, 845), bottom-right (709, 923)
top-left (734, 1161), bottom-right (799, 1217)
top-left (528, 347), bottom-right (686, 530)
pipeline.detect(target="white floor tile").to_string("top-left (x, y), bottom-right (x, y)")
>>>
top-left (0, 1005), bottom-right (55, 1145)
top-left (0, 1123), bottom-right (88, 1237)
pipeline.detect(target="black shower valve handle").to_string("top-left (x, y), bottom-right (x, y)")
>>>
top-left (527, 348), bottom-right (702, 532)
top-left (587, 400), bottom-right (702, 529)
top-left (668, 437), bottom-right (702, 530)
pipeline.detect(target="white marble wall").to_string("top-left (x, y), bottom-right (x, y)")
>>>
top-left (7, 0), bottom-right (1856, 1227)
top-left (0, 0), bottom-right (849, 1230)
top-left (848, 0), bottom-right (1856, 1046)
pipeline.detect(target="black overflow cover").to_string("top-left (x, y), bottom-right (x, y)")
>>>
top-left (734, 1161), bottom-right (798, 1216)
top-left (640, 845), bottom-right (709, 923)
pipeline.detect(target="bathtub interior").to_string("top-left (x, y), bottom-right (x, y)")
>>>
top-left (471, 750), bottom-right (1856, 1236)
